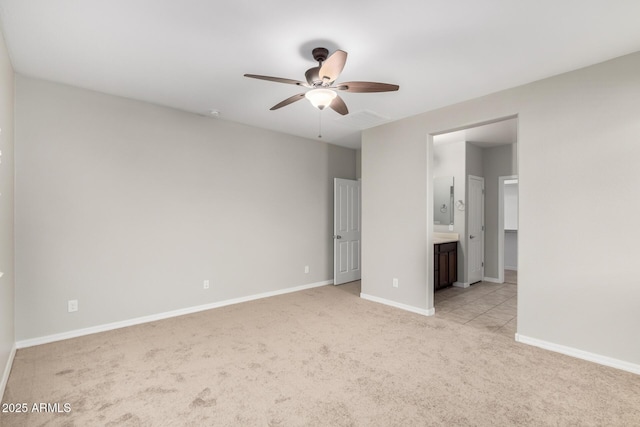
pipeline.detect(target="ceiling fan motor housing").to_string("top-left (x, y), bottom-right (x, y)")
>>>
top-left (306, 47), bottom-right (330, 86)
top-left (311, 47), bottom-right (329, 62)
top-left (305, 67), bottom-right (322, 86)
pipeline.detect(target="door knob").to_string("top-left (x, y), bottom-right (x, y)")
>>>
top-left (334, 235), bottom-right (342, 239)
top-left (470, 235), bottom-right (475, 239)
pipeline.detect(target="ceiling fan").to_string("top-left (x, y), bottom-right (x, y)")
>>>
top-left (244, 47), bottom-right (399, 116)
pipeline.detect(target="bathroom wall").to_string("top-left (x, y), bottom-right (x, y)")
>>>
top-left (483, 144), bottom-right (517, 279)
top-left (432, 140), bottom-right (466, 282)
top-left (433, 140), bottom-right (466, 233)
top-left (465, 143), bottom-right (483, 177)
top-left (504, 181), bottom-right (518, 270)
top-left (505, 232), bottom-right (518, 270)
top-left (504, 181), bottom-right (518, 230)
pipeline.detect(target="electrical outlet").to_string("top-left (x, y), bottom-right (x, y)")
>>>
top-left (68, 299), bottom-right (78, 313)
top-left (304, 265), bottom-right (309, 274)
top-left (203, 280), bottom-right (210, 290)
top-left (392, 278), bottom-right (399, 288)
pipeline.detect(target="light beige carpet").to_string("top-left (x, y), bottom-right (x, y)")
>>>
top-left (2, 282), bottom-right (639, 426)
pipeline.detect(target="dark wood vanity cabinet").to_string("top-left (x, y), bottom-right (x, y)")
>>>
top-left (434, 242), bottom-right (458, 290)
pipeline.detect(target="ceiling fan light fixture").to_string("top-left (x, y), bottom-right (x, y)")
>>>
top-left (305, 88), bottom-right (337, 110)
top-left (245, 47), bottom-right (398, 117)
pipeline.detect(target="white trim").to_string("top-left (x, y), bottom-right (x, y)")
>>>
top-left (17, 280), bottom-right (332, 349)
top-left (360, 293), bottom-right (435, 316)
top-left (1, 343), bottom-right (17, 400)
top-left (483, 276), bottom-right (503, 284)
top-left (453, 281), bottom-right (470, 288)
top-left (516, 334), bottom-right (640, 376)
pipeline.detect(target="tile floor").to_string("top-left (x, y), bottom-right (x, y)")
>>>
top-left (434, 278), bottom-right (517, 339)
top-left (504, 269), bottom-right (517, 284)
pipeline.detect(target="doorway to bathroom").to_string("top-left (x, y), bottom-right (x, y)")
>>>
top-left (430, 117), bottom-right (519, 337)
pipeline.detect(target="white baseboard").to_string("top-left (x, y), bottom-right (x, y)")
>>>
top-left (453, 281), bottom-right (470, 288)
top-left (516, 334), bottom-right (640, 376)
top-left (1, 343), bottom-right (17, 400)
top-left (360, 293), bottom-right (434, 316)
top-left (17, 280), bottom-right (332, 349)
top-left (483, 276), bottom-right (503, 284)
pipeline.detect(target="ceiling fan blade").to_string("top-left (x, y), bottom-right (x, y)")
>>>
top-left (318, 50), bottom-right (347, 84)
top-left (333, 81), bottom-right (399, 93)
top-left (244, 74), bottom-right (309, 87)
top-left (270, 93), bottom-right (306, 110)
top-left (330, 95), bottom-right (349, 115)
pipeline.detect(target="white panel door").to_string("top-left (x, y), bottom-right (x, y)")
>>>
top-left (334, 178), bottom-right (361, 285)
top-left (468, 175), bottom-right (485, 284)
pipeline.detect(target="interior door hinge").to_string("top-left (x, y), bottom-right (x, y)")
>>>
top-left (482, 225), bottom-right (485, 231)
top-left (482, 262), bottom-right (484, 267)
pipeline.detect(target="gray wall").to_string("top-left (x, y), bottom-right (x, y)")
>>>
top-left (362, 116), bottom-right (430, 309)
top-left (504, 182), bottom-right (518, 230)
top-left (465, 143), bottom-right (483, 177)
top-left (362, 52), bottom-right (640, 366)
top-left (15, 76), bottom-right (356, 341)
top-left (0, 28), bottom-right (15, 394)
top-left (504, 182), bottom-right (518, 270)
top-left (482, 144), bottom-right (517, 279)
top-left (505, 231), bottom-right (518, 270)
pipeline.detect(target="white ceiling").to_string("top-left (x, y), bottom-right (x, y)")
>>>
top-left (1, 1), bottom-right (639, 149)
top-left (433, 118), bottom-right (518, 148)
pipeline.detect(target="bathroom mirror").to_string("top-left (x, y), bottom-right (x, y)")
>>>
top-left (434, 176), bottom-right (454, 225)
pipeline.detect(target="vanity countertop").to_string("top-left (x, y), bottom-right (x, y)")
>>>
top-left (433, 232), bottom-right (459, 244)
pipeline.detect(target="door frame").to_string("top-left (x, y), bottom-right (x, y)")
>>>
top-left (426, 114), bottom-right (519, 312)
